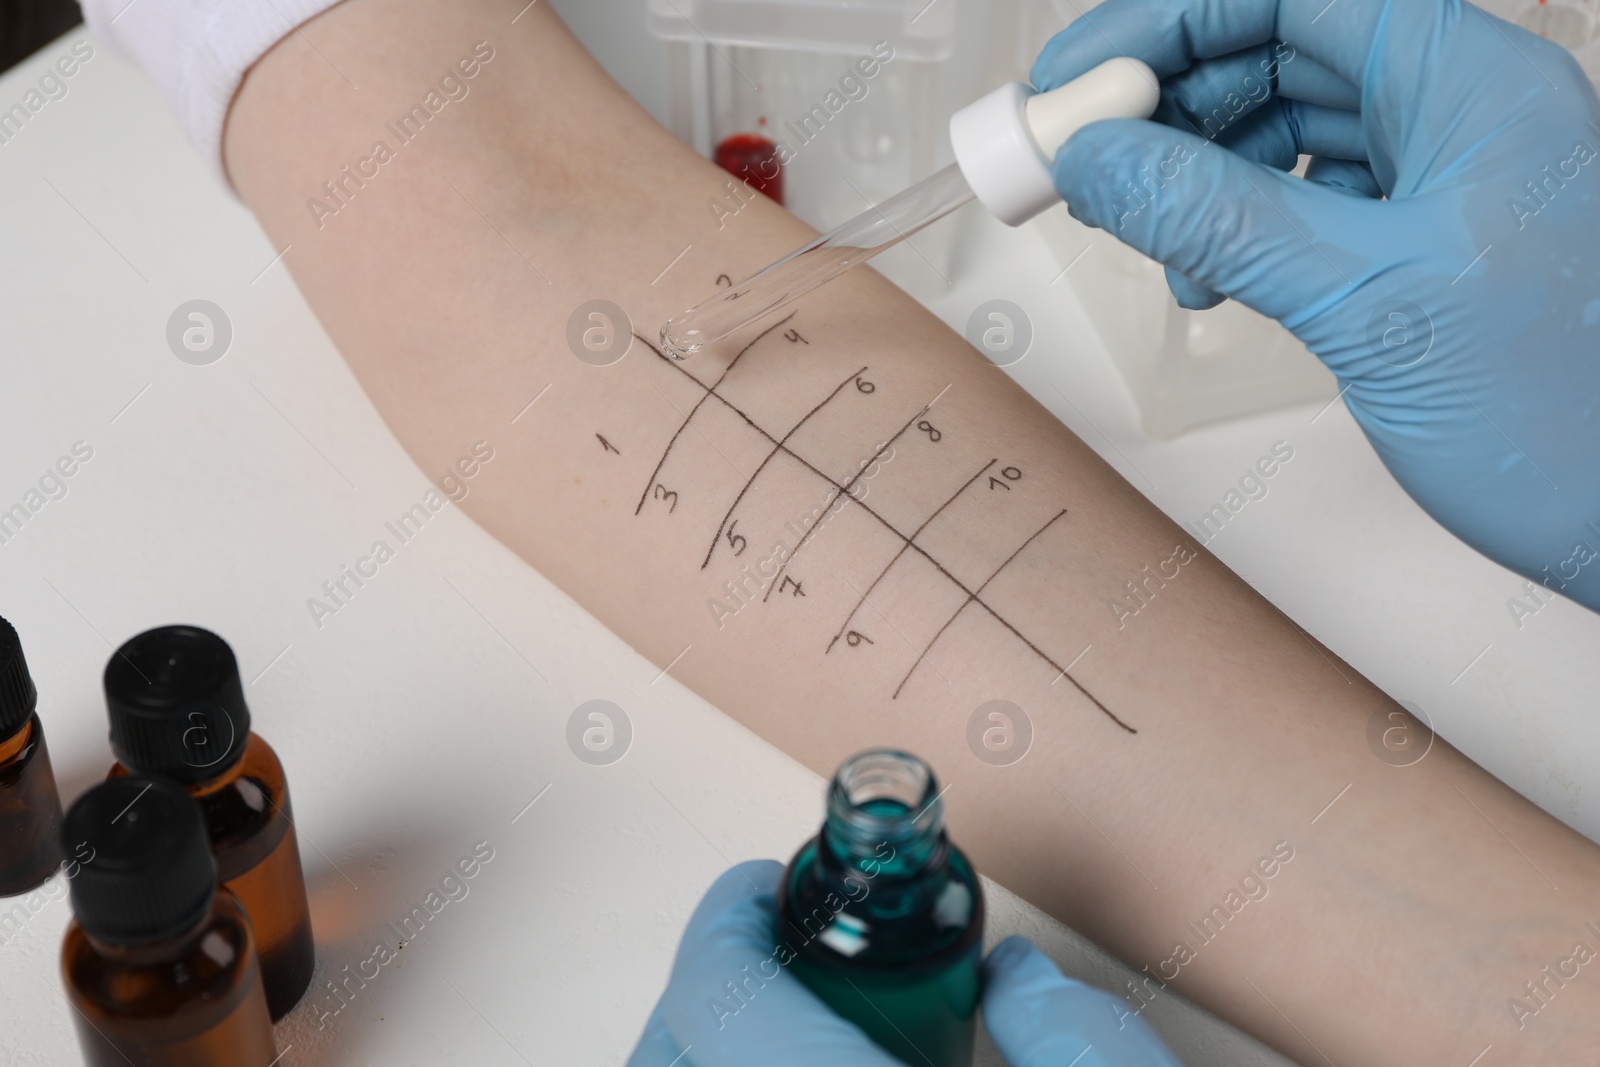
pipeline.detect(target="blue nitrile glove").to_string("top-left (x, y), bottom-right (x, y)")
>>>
top-left (625, 861), bottom-right (1185, 1066)
top-left (981, 936), bottom-right (1185, 1067)
top-left (1033, 0), bottom-right (1600, 613)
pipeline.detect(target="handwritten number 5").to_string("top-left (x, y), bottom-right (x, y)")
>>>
top-left (726, 520), bottom-right (747, 556)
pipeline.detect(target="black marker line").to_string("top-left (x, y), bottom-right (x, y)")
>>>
top-left (640, 337), bottom-right (1132, 732)
top-left (763, 399), bottom-right (933, 602)
top-left (701, 364), bottom-right (868, 570)
top-left (890, 508), bottom-right (1133, 732)
top-left (826, 458), bottom-right (996, 653)
top-left (632, 312), bottom-right (796, 516)
top-left (894, 509), bottom-right (1067, 699)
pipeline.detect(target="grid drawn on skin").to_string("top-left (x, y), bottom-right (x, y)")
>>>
top-left (633, 328), bottom-right (1134, 733)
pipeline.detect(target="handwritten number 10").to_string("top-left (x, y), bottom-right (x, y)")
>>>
top-left (989, 466), bottom-right (1022, 491)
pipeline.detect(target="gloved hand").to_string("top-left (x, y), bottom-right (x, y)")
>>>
top-left (626, 860), bottom-right (1184, 1066)
top-left (1034, 0), bottom-right (1600, 613)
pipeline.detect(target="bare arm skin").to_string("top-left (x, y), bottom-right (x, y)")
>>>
top-left (225, 3), bottom-right (1600, 1063)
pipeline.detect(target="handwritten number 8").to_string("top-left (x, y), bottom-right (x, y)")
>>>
top-left (917, 420), bottom-right (941, 442)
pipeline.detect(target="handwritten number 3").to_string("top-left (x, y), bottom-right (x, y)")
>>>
top-left (654, 484), bottom-right (678, 513)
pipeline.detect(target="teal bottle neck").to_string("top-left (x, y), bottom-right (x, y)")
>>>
top-left (822, 749), bottom-right (944, 878)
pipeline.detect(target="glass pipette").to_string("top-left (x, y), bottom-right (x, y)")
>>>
top-left (658, 57), bottom-right (1160, 360)
top-left (659, 164), bottom-right (975, 360)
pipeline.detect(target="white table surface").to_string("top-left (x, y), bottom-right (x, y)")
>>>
top-left (0, 4), bottom-right (1596, 1066)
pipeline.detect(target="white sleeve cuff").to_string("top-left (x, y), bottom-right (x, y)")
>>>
top-left (81, 0), bottom-right (345, 189)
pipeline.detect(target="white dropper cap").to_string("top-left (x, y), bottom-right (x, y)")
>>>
top-left (949, 57), bottom-right (1161, 227)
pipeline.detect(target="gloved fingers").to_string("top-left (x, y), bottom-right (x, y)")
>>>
top-left (1213, 100), bottom-right (1366, 171)
top-left (1030, 0), bottom-right (1390, 93)
top-left (1276, 53), bottom-right (1359, 110)
top-left (1057, 117), bottom-right (1374, 324)
top-left (982, 937), bottom-right (1185, 1067)
top-left (1163, 267), bottom-right (1225, 311)
top-left (1151, 44), bottom-right (1288, 142)
top-left (1302, 156), bottom-right (1383, 200)
top-left (659, 861), bottom-right (904, 1066)
top-left (1148, 46), bottom-right (1358, 150)
top-left (669, 859), bottom-right (786, 957)
top-left (1156, 97), bottom-right (1363, 309)
top-left (624, 993), bottom-right (685, 1067)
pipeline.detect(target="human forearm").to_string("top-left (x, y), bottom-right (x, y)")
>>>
top-left (225, 3), bottom-right (1600, 1063)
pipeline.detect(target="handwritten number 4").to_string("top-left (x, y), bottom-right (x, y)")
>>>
top-left (780, 576), bottom-right (804, 597)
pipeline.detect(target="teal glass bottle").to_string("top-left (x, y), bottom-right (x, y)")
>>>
top-left (775, 749), bottom-right (984, 1067)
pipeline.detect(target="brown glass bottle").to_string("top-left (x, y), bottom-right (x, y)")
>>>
top-left (0, 615), bottom-right (64, 896)
top-left (62, 775), bottom-right (278, 1067)
top-left (104, 625), bottom-right (315, 1021)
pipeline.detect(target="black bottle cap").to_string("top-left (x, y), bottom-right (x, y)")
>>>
top-left (104, 626), bottom-right (251, 785)
top-left (63, 776), bottom-right (216, 945)
top-left (0, 615), bottom-right (39, 741)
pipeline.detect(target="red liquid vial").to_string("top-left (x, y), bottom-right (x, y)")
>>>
top-left (61, 775), bottom-right (277, 1067)
top-left (715, 133), bottom-right (785, 205)
top-left (104, 625), bottom-right (315, 1021)
top-left (0, 615), bottom-right (64, 897)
